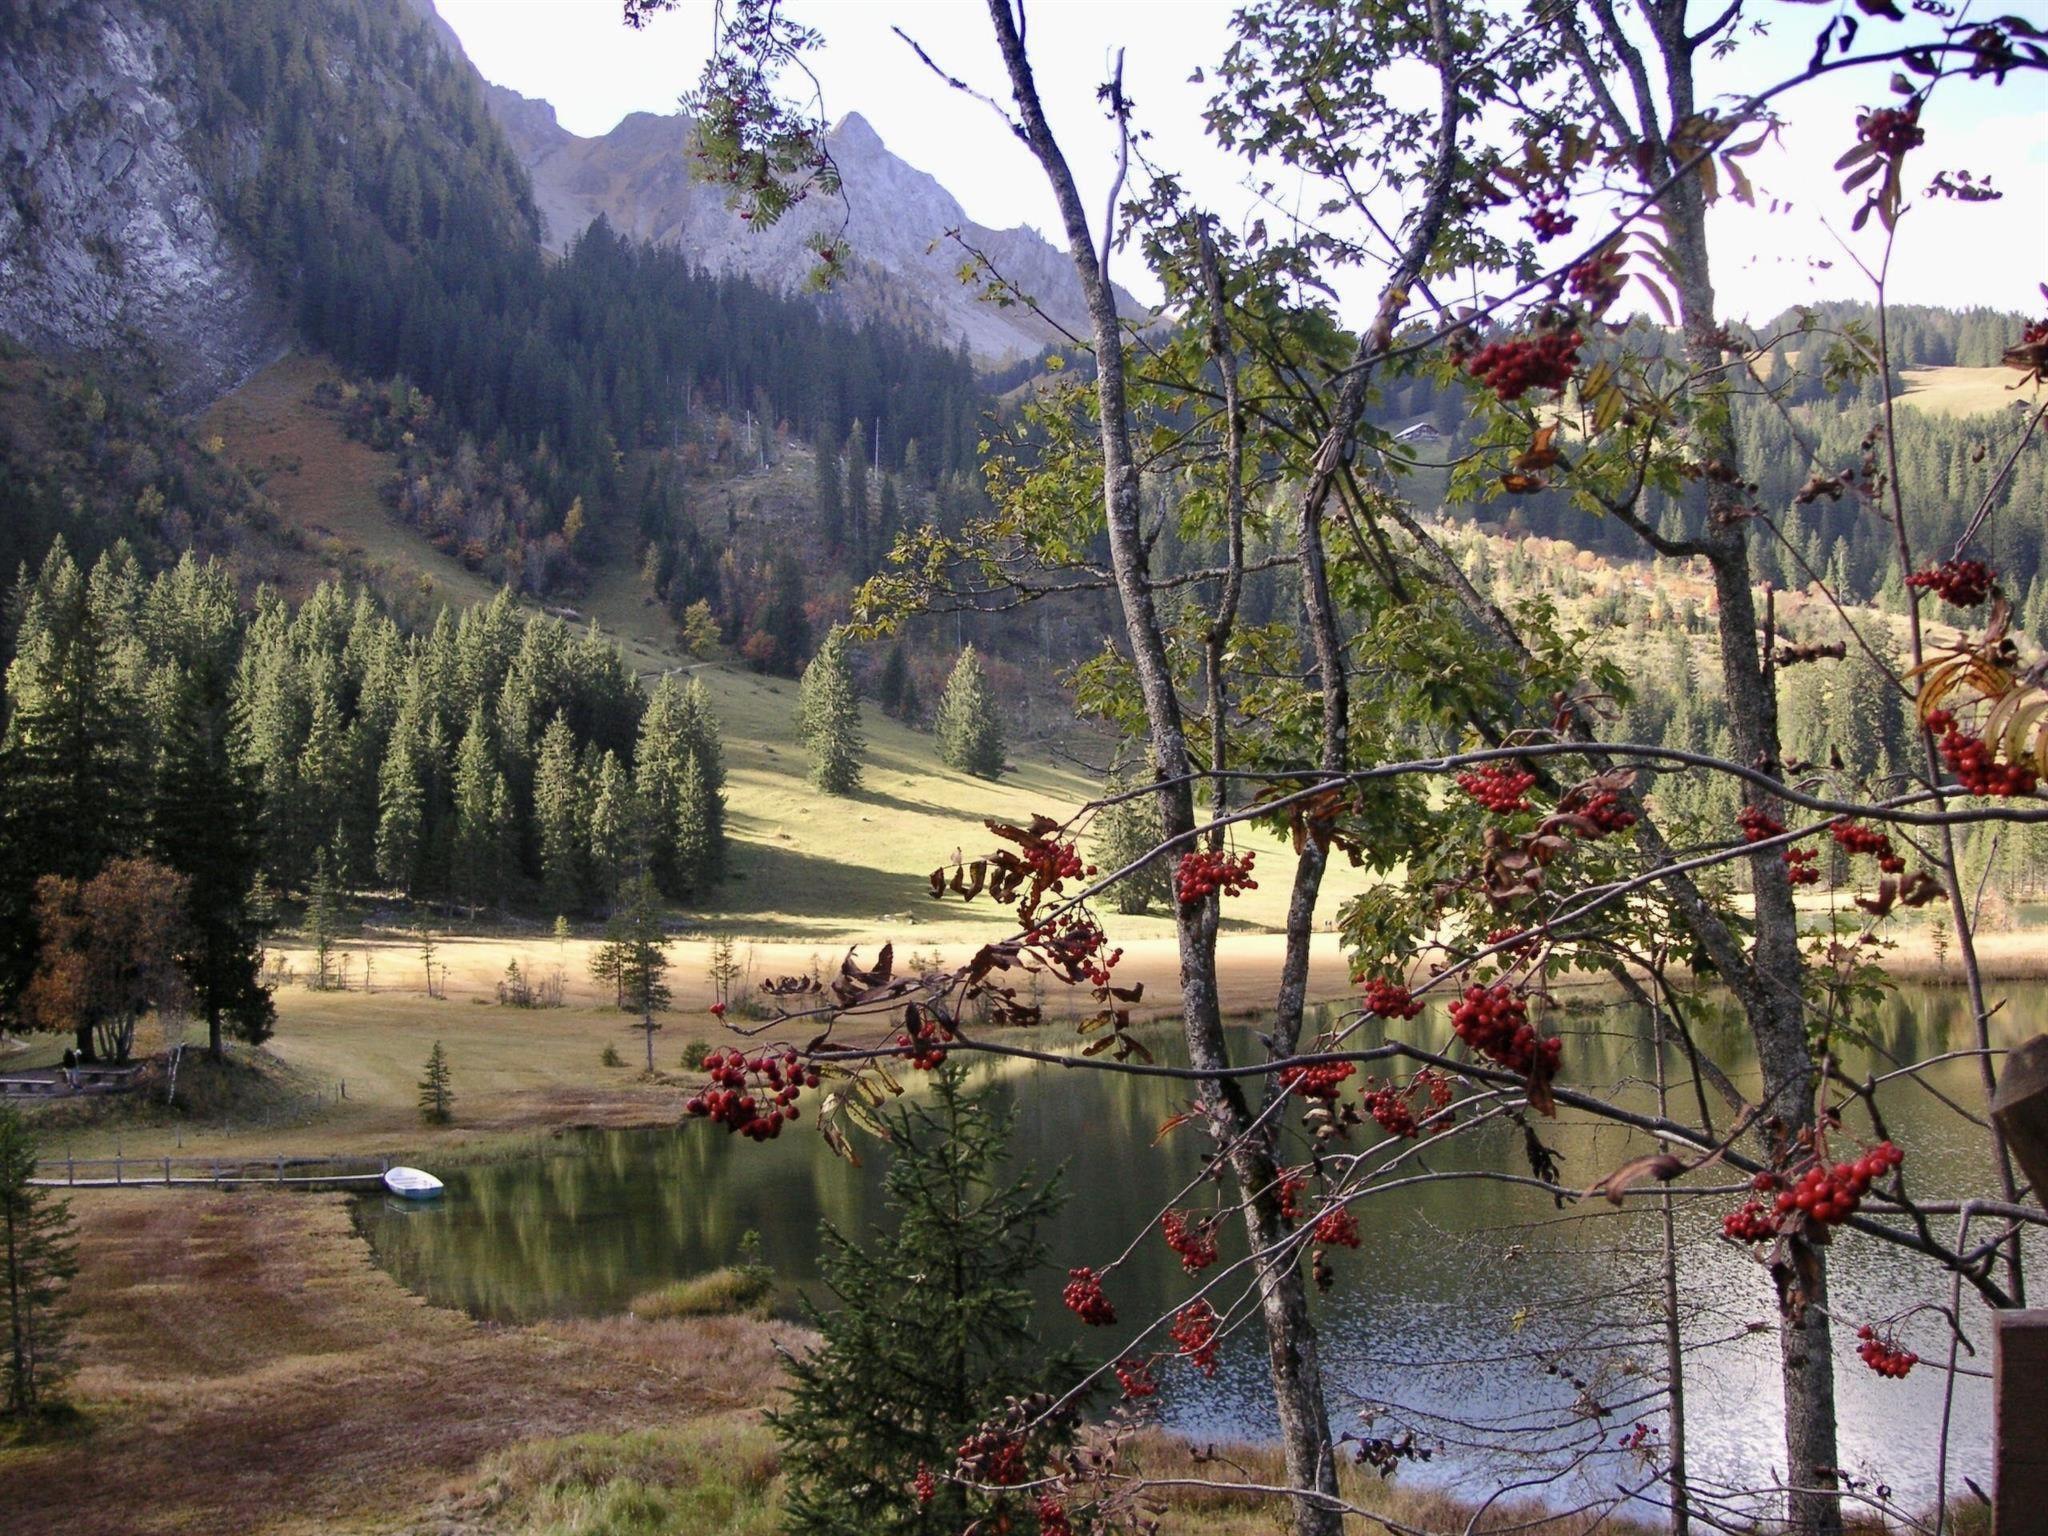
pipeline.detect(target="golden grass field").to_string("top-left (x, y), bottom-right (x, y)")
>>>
top-left (1894, 365), bottom-right (2040, 419)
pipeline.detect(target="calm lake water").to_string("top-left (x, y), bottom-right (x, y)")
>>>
top-left (358, 982), bottom-right (2042, 1515)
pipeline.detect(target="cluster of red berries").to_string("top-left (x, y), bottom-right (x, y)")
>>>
top-left (1030, 911), bottom-right (1124, 986)
top-left (1026, 836), bottom-right (1089, 886)
top-left (1572, 789), bottom-right (1637, 837)
top-left (1617, 1422), bottom-right (1659, 1452)
top-left (1485, 925), bottom-right (1538, 956)
top-left (1466, 331), bottom-right (1583, 401)
top-left (1278, 1058), bottom-right (1355, 1102)
top-left (1361, 976), bottom-right (1423, 1019)
top-left (1751, 1141), bottom-right (1904, 1229)
top-left (1161, 1209), bottom-right (1220, 1273)
top-left (1831, 819), bottom-right (1905, 873)
top-left (2026, 318), bottom-right (2048, 347)
top-left (1276, 1169), bottom-right (1309, 1223)
top-left (1858, 100), bottom-right (1925, 157)
top-left (1061, 1266), bottom-right (1117, 1326)
top-left (1113, 1355), bottom-right (1158, 1400)
top-left (1174, 848), bottom-right (1258, 904)
top-left (1906, 558), bottom-right (1993, 607)
top-left (1313, 1206), bottom-right (1361, 1248)
top-left (1568, 252), bottom-right (1626, 310)
top-left (1737, 805), bottom-right (1786, 843)
top-left (912, 1465), bottom-right (937, 1504)
top-left (1363, 1082), bottom-right (1419, 1138)
top-left (1036, 1494), bottom-right (1074, 1535)
top-left (1928, 709), bottom-right (2041, 797)
top-left (1783, 846), bottom-right (1822, 886)
top-left (1856, 1324), bottom-right (1919, 1379)
top-left (897, 1013), bottom-right (954, 1071)
top-left (1524, 202), bottom-right (1578, 242)
top-left (1171, 1300), bottom-right (1221, 1376)
top-left (1721, 1200), bottom-right (1781, 1243)
top-left (1450, 984), bottom-right (1562, 1078)
top-left (684, 1047), bottom-right (816, 1139)
top-left (1457, 762), bottom-right (1537, 813)
top-left (1415, 1067), bottom-right (1455, 1108)
top-left (955, 1426), bottom-right (1029, 1487)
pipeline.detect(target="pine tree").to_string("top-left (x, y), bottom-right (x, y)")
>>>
top-left (935, 646), bottom-right (1005, 778)
top-left (153, 666), bottom-right (274, 1054)
top-left (1, 1106), bottom-right (78, 1420)
top-left (303, 848), bottom-right (345, 992)
top-left (417, 1041), bottom-right (454, 1124)
top-left (1093, 764), bottom-right (1171, 915)
top-left (768, 1070), bottom-right (1074, 1536)
top-left (635, 675), bottom-right (697, 896)
top-left (534, 712), bottom-right (589, 916)
top-left (797, 628), bottom-right (864, 794)
top-left (375, 706), bottom-right (428, 897)
top-left (815, 441), bottom-right (844, 551)
top-left (875, 644), bottom-right (911, 720)
top-left (676, 680), bottom-right (728, 878)
top-left (450, 704), bottom-right (505, 914)
top-left (587, 749), bottom-right (642, 913)
top-left (844, 421), bottom-right (870, 564)
top-left (612, 872), bottom-right (671, 1069)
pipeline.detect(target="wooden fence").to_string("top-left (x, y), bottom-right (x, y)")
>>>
top-left (29, 1152), bottom-right (394, 1189)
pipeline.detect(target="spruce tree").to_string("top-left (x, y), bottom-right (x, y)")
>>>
top-left (587, 749), bottom-right (643, 913)
top-left (844, 421), bottom-right (870, 563)
top-left (417, 1041), bottom-right (454, 1124)
top-left (769, 1070), bottom-right (1074, 1536)
top-left (635, 674), bottom-right (696, 896)
top-left (676, 680), bottom-right (727, 878)
top-left (0, 1105), bottom-right (78, 1421)
top-left (534, 712), bottom-right (589, 916)
top-left (153, 666), bottom-right (274, 1054)
top-left (303, 848), bottom-right (346, 991)
top-left (674, 752), bottom-right (717, 898)
top-left (613, 872), bottom-right (671, 1069)
top-left (450, 704), bottom-right (506, 914)
top-left (375, 706), bottom-right (428, 897)
top-left (797, 628), bottom-right (864, 794)
top-left (815, 441), bottom-right (844, 551)
top-left (935, 646), bottom-right (1005, 778)
top-left (1093, 764), bottom-right (1171, 915)
top-left (875, 644), bottom-right (910, 720)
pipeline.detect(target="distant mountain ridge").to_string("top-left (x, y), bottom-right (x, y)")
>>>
top-left (482, 84), bottom-right (1139, 366)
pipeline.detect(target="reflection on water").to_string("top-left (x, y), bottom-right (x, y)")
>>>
top-left (357, 983), bottom-right (2041, 1512)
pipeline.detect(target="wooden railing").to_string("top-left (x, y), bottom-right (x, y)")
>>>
top-left (30, 1152), bottom-right (394, 1189)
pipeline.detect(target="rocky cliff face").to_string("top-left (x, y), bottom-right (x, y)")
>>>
top-left (0, 3), bottom-right (284, 411)
top-left (489, 90), bottom-right (1135, 366)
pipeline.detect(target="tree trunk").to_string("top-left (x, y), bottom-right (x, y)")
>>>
top-left (1653, 25), bottom-right (1842, 1527)
top-left (982, 9), bottom-right (1341, 1529)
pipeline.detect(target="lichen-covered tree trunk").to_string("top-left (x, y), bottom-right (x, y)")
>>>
top-left (983, 8), bottom-right (1342, 1530)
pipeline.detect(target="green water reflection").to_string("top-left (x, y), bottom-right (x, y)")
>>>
top-left (357, 982), bottom-right (2041, 1510)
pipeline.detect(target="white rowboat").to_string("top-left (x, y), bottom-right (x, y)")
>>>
top-left (382, 1166), bottom-right (444, 1199)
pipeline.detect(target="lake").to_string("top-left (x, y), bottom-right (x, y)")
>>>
top-left (357, 981), bottom-right (2041, 1516)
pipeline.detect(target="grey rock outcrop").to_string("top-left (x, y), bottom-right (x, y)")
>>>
top-left (489, 89), bottom-right (1135, 365)
top-left (0, 2), bottom-right (284, 411)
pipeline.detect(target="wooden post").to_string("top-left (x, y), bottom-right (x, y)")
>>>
top-left (1997, 1311), bottom-right (2048, 1531)
top-left (163, 1156), bottom-right (171, 1185)
top-left (1992, 1035), bottom-right (2048, 1207)
top-left (115, 1155), bottom-right (123, 1187)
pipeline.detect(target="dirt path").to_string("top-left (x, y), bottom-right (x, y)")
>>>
top-left (0, 1192), bottom-right (794, 1536)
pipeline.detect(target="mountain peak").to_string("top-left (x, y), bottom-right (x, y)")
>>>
top-left (830, 111), bottom-right (885, 155)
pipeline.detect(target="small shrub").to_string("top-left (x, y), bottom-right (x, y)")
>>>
top-left (680, 1039), bottom-right (714, 1071)
top-left (601, 1043), bottom-right (625, 1069)
top-left (629, 1266), bottom-right (773, 1321)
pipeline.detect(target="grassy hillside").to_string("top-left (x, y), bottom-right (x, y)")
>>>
top-left (1895, 365), bottom-right (2036, 418)
top-left (202, 355), bottom-right (1376, 943)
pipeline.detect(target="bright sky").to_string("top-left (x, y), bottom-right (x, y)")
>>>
top-left (437, 0), bottom-right (2048, 323)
